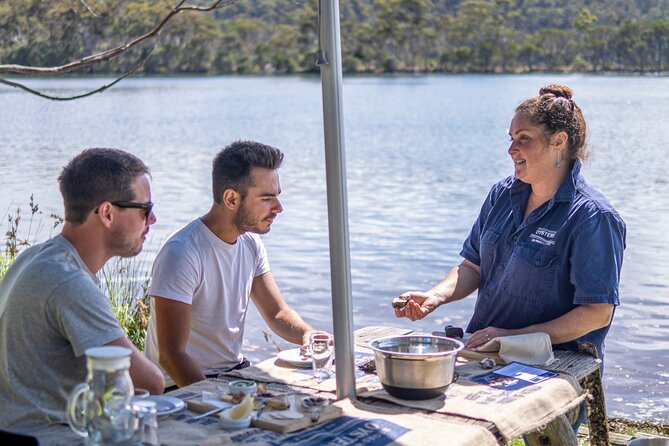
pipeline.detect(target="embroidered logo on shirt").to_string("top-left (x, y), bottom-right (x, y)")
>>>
top-left (530, 227), bottom-right (556, 246)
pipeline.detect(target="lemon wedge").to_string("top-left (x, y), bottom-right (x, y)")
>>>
top-left (228, 394), bottom-right (253, 420)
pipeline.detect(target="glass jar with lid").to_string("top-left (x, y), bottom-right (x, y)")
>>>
top-left (67, 346), bottom-right (135, 446)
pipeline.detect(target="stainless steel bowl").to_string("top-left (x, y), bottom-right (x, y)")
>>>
top-left (370, 335), bottom-right (464, 400)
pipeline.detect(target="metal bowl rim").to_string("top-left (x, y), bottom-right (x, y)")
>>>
top-left (369, 335), bottom-right (465, 357)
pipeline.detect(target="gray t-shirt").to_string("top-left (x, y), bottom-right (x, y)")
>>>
top-left (0, 235), bottom-right (124, 431)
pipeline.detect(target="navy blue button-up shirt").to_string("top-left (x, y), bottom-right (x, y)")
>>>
top-left (460, 161), bottom-right (626, 360)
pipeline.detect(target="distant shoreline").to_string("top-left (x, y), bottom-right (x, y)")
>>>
top-left (3, 70), bottom-right (669, 80)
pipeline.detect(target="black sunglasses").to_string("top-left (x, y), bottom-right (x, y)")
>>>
top-left (111, 201), bottom-right (154, 222)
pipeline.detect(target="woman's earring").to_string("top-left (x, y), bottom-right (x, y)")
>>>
top-left (555, 152), bottom-right (562, 169)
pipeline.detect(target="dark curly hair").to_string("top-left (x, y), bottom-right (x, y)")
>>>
top-left (516, 84), bottom-right (588, 161)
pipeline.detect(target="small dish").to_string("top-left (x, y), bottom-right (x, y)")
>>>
top-left (301, 396), bottom-right (328, 410)
top-left (301, 396), bottom-right (329, 422)
top-left (219, 409), bottom-right (252, 429)
top-left (219, 416), bottom-right (252, 429)
top-left (140, 395), bottom-right (186, 417)
top-left (228, 380), bottom-right (256, 395)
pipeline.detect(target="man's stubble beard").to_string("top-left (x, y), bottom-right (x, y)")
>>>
top-left (110, 227), bottom-right (146, 258)
top-left (234, 201), bottom-right (273, 235)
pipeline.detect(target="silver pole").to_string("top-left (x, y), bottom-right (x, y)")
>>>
top-left (318, 0), bottom-right (355, 400)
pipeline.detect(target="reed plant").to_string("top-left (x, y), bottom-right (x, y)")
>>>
top-left (1, 195), bottom-right (63, 282)
top-left (98, 254), bottom-right (153, 351)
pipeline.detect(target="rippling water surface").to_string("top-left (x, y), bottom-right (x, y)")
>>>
top-left (1, 74), bottom-right (667, 421)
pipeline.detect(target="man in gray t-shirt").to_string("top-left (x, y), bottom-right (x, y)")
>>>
top-left (0, 236), bottom-right (123, 428)
top-left (0, 148), bottom-right (164, 433)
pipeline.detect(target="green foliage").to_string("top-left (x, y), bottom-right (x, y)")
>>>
top-left (1, 0), bottom-right (668, 73)
top-left (98, 255), bottom-right (153, 352)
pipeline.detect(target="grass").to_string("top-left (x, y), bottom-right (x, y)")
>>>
top-left (505, 418), bottom-right (669, 445)
top-left (608, 417), bottom-right (669, 437)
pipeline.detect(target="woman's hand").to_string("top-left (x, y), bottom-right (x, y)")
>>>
top-left (393, 291), bottom-right (440, 321)
top-left (465, 327), bottom-right (511, 348)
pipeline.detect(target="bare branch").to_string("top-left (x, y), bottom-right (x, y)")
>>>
top-left (79, 0), bottom-right (100, 18)
top-left (0, 0), bottom-right (233, 75)
top-left (0, 49), bottom-right (155, 101)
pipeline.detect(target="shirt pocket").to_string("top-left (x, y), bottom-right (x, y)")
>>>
top-left (479, 229), bottom-right (501, 273)
top-left (503, 242), bottom-right (558, 302)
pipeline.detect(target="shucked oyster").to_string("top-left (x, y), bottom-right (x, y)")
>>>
top-left (391, 296), bottom-right (410, 310)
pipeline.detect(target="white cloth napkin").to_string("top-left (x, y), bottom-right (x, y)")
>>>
top-left (473, 332), bottom-right (555, 366)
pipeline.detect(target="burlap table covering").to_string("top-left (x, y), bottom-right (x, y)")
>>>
top-left (222, 354), bottom-right (380, 393)
top-left (221, 356), bottom-right (340, 391)
top-left (223, 353), bottom-right (585, 441)
top-left (160, 397), bottom-right (499, 446)
top-left (358, 359), bottom-right (586, 441)
top-left (30, 370), bottom-right (506, 446)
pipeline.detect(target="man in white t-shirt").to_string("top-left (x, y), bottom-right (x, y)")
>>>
top-left (145, 140), bottom-right (321, 388)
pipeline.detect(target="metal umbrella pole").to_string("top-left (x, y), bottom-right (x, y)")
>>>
top-left (317, 0), bottom-right (356, 400)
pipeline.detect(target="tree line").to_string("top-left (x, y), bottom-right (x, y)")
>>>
top-left (1, 0), bottom-right (668, 75)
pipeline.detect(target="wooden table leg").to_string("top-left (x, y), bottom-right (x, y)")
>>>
top-left (524, 414), bottom-right (578, 446)
top-left (578, 342), bottom-right (610, 446)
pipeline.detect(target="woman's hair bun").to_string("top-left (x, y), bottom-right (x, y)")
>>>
top-left (539, 84), bottom-right (573, 100)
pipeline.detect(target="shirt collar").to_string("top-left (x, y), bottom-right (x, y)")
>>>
top-left (510, 159), bottom-right (582, 203)
top-left (553, 159), bottom-right (581, 202)
top-left (54, 234), bottom-right (101, 285)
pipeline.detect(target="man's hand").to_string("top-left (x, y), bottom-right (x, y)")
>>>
top-left (393, 291), bottom-right (440, 321)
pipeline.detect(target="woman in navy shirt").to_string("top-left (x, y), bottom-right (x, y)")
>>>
top-left (395, 84), bottom-right (626, 362)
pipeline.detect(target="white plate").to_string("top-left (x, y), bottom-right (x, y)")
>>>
top-left (137, 395), bottom-right (186, 417)
top-left (276, 348), bottom-right (312, 368)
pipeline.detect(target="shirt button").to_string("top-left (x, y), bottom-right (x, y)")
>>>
top-left (483, 294), bottom-right (491, 300)
top-left (535, 259), bottom-right (541, 266)
top-left (497, 264), bottom-right (505, 271)
top-left (513, 235), bottom-right (519, 241)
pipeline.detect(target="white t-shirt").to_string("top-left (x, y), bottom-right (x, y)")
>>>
top-left (145, 219), bottom-right (270, 384)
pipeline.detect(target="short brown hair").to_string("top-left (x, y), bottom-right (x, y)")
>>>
top-left (58, 148), bottom-right (150, 224)
top-left (516, 84), bottom-right (588, 161)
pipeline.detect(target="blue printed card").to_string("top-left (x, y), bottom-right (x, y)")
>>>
top-left (471, 362), bottom-right (558, 390)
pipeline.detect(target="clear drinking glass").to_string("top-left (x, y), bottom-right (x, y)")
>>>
top-left (132, 400), bottom-right (160, 446)
top-left (309, 333), bottom-right (333, 380)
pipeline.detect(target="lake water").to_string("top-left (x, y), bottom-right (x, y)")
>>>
top-left (1, 74), bottom-right (667, 422)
